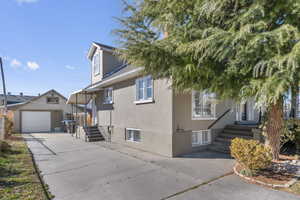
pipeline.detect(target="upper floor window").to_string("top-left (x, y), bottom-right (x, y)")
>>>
top-left (93, 51), bottom-right (101, 76)
top-left (47, 97), bottom-right (59, 104)
top-left (103, 87), bottom-right (113, 104)
top-left (192, 91), bottom-right (216, 120)
top-left (135, 76), bottom-right (153, 103)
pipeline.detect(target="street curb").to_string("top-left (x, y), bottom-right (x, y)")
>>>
top-left (233, 163), bottom-right (299, 188)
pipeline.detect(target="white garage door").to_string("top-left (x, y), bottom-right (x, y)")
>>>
top-left (22, 111), bottom-right (51, 133)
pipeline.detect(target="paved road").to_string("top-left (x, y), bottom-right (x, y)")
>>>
top-left (24, 133), bottom-right (299, 200)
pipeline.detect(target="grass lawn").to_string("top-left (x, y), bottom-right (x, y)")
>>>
top-left (0, 134), bottom-right (52, 200)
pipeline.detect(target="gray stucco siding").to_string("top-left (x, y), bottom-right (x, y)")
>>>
top-left (96, 78), bottom-right (174, 157)
top-left (171, 92), bottom-right (237, 156)
top-left (173, 92), bottom-right (236, 132)
top-left (102, 51), bottom-right (123, 77)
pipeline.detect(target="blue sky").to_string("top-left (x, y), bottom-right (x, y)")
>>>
top-left (0, 0), bottom-right (125, 97)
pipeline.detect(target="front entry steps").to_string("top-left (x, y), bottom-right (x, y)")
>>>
top-left (210, 124), bottom-right (256, 154)
top-left (84, 126), bottom-right (105, 142)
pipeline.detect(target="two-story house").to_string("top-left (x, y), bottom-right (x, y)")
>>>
top-left (67, 42), bottom-right (260, 157)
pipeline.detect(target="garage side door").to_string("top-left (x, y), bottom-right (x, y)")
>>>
top-left (22, 111), bottom-right (51, 133)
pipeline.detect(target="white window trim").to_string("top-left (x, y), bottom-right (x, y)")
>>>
top-left (125, 128), bottom-right (141, 143)
top-left (134, 99), bottom-right (154, 105)
top-left (93, 51), bottom-right (102, 77)
top-left (134, 75), bottom-right (154, 104)
top-left (191, 130), bottom-right (212, 147)
top-left (103, 87), bottom-right (113, 104)
top-left (191, 90), bottom-right (217, 120)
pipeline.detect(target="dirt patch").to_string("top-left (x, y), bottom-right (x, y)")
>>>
top-left (235, 164), bottom-right (296, 185)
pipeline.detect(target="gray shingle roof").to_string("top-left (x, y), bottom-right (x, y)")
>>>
top-left (0, 94), bottom-right (36, 105)
top-left (85, 64), bottom-right (139, 90)
top-left (93, 42), bottom-right (115, 50)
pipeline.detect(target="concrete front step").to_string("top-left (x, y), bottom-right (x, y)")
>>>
top-left (86, 134), bottom-right (103, 138)
top-left (209, 144), bottom-right (230, 154)
top-left (86, 134), bottom-right (104, 142)
top-left (223, 129), bottom-right (253, 136)
top-left (86, 130), bottom-right (102, 135)
top-left (225, 124), bottom-right (257, 131)
top-left (86, 128), bottom-right (99, 132)
top-left (218, 133), bottom-right (253, 140)
top-left (87, 137), bottom-right (104, 142)
top-left (210, 125), bottom-right (255, 154)
top-left (215, 137), bottom-right (232, 143)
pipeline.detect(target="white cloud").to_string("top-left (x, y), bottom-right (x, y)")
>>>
top-left (65, 65), bottom-right (76, 70)
top-left (27, 61), bottom-right (40, 70)
top-left (16, 0), bottom-right (39, 4)
top-left (10, 59), bottom-right (22, 68)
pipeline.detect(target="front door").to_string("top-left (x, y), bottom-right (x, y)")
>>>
top-left (236, 101), bottom-right (255, 122)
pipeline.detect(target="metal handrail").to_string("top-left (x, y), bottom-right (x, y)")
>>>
top-left (207, 108), bottom-right (231, 130)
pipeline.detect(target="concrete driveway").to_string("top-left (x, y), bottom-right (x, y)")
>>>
top-left (24, 133), bottom-right (298, 200)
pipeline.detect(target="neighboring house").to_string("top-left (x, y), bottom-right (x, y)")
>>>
top-left (67, 42), bottom-right (260, 157)
top-left (0, 93), bottom-right (36, 105)
top-left (0, 89), bottom-right (75, 133)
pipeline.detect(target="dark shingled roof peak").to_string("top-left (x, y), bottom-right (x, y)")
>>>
top-left (93, 42), bottom-right (115, 50)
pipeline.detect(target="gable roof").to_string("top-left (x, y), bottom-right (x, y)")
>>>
top-left (93, 42), bottom-right (115, 50)
top-left (1, 89), bottom-right (68, 110)
top-left (87, 42), bottom-right (116, 60)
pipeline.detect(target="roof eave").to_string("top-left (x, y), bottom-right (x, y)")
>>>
top-left (86, 67), bottom-right (144, 92)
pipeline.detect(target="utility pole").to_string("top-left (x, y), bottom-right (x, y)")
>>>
top-left (0, 57), bottom-right (7, 115)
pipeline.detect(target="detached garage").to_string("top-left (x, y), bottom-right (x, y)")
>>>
top-left (21, 111), bottom-right (51, 132)
top-left (1, 89), bottom-right (77, 133)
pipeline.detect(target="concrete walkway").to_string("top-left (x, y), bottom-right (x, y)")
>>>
top-left (24, 133), bottom-right (299, 200)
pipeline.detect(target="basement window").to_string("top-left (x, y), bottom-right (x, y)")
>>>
top-left (192, 130), bottom-right (211, 147)
top-left (47, 97), bottom-right (59, 104)
top-left (125, 128), bottom-right (141, 142)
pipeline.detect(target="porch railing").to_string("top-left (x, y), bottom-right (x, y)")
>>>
top-left (207, 108), bottom-right (231, 130)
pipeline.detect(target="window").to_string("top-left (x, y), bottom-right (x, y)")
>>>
top-left (192, 91), bottom-right (216, 120)
top-left (93, 51), bottom-right (101, 76)
top-left (135, 76), bottom-right (153, 103)
top-left (103, 87), bottom-right (113, 104)
top-left (47, 97), bottom-right (59, 104)
top-left (125, 128), bottom-right (141, 142)
top-left (192, 130), bottom-right (211, 147)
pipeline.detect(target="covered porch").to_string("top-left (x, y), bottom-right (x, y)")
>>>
top-left (66, 88), bottom-right (106, 142)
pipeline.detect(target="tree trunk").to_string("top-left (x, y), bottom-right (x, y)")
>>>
top-left (265, 99), bottom-right (284, 161)
top-left (290, 84), bottom-right (298, 119)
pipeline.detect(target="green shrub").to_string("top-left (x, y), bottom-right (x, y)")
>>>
top-left (5, 117), bottom-right (14, 136)
top-left (0, 140), bottom-right (11, 153)
top-left (230, 138), bottom-right (272, 174)
top-left (282, 119), bottom-right (300, 154)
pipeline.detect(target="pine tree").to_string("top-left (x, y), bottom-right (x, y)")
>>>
top-left (115, 0), bottom-right (300, 160)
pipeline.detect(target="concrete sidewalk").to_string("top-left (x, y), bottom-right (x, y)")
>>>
top-left (24, 133), bottom-right (299, 200)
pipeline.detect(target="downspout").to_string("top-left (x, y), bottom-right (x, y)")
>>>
top-left (75, 93), bottom-right (78, 138)
top-left (84, 91), bottom-right (87, 127)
